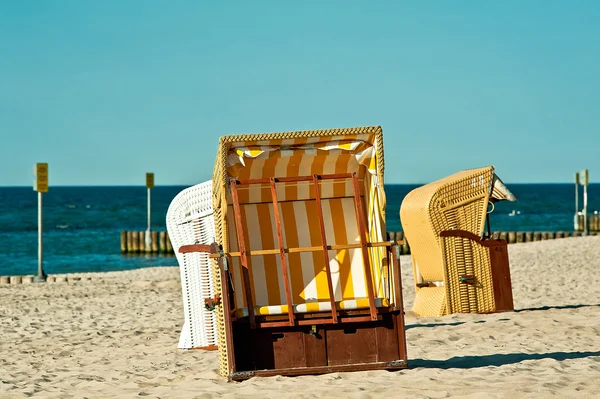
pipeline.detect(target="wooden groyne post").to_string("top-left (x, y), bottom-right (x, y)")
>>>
top-left (119, 228), bottom-right (599, 256)
top-left (121, 230), bottom-right (175, 255)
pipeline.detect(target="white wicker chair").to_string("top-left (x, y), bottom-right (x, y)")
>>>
top-left (166, 181), bottom-right (218, 350)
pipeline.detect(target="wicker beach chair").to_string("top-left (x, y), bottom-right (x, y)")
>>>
top-left (181, 126), bottom-right (408, 380)
top-left (400, 166), bottom-right (517, 317)
top-left (166, 181), bottom-right (218, 350)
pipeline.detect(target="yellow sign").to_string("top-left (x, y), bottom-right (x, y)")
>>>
top-left (146, 173), bottom-right (154, 189)
top-left (34, 181), bottom-right (48, 192)
top-left (35, 163), bottom-right (48, 177)
top-left (34, 163), bottom-right (48, 192)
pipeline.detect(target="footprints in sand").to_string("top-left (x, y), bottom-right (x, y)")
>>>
top-left (2, 251), bottom-right (600, 398)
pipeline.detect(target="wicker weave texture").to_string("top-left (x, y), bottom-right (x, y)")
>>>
top-left (412, 286), bottom-right (447, 317)
top-left (400, 166), bottom-right (497, 317)
top-left (166, 182), bottom-right (218, 349)
top-left (441, 236), bottom-right (495, 313)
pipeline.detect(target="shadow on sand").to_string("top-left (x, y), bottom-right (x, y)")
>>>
top-left (514, 303), bottom-right (600, 312)
top-left (410, 351), bottom-right (600, 369)
top-left (406, 304), bottom-right (600, 330)
top-left (406, 322), bottom-right (465, 330)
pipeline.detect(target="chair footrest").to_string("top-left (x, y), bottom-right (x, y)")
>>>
top-left (233, 297), bottom-right (389, 318)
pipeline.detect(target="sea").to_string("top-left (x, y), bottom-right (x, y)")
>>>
top-left (0, 184), bottom-right (598, 276)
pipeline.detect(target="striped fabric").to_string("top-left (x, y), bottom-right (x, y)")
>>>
top-left (227, 136), bottom-right (378, 205)
top-left (221, 133), bottom-right (390, 315)
top-left (233, 297), bottom-right (390, 318)
top-left (226, 198), bottom-right (387, 309)
top-left (490, 174), bottom-right (517, 203)
top-left (228, 139), bottom-right (377, 177)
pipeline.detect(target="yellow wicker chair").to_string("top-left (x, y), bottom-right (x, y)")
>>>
top-left (182, 126), bottom-right (408, 380)
top-left (400, 166), bottom-right (516, 317)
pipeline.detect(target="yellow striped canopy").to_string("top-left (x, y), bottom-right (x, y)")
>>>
top-left (212, 126), bottom-right (392, 312)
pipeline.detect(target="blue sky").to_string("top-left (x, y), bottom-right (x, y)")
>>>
top-left (1, 1), bottom-right (599, 186)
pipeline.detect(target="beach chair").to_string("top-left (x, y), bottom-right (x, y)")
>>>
top-left (166, 181), bottom-right (218, 350)
top-left (182, 126), bottom-right (408, 380)
top-left (400, 166), bottom-right (517, 317)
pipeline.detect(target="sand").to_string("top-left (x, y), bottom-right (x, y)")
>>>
top-left (1, 236), bottom-right (600, 398)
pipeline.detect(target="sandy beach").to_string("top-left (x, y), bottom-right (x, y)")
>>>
top-left (1, 236), bottom-right (600, 398)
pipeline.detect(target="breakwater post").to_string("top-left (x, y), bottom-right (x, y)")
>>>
top-left (120, 231), bottom-right (127, 252)
top-left (159, 231), bottom-right (167, 253)
top-left (118, 228), bottom-right (599, 257)
top-left (575, 214), bottom-right (600, 233)
top-left (131, 231), bottom-right (139, 252)
top-left (496, 230), bottom-right (600, 244)
top-left (121, 230), bottom-right (174, 255)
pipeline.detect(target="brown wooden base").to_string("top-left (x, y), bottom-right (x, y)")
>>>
top-left (488, 240), bottom-right (514, 312)
top-left (229, 311), bottom-right (407, 381)
top-left (229, 360), bottom-right (407, 381)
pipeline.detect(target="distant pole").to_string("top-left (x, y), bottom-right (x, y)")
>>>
top-left (575, 172), bottom-right (579, 213)
top-left (574, 172), bottom-right (580, 231)
top-left (33, 163), bottom-right (48, 282)
top-left (38, 192), bottom-right (43, 276)
top-left (145, 173), bottom-right (154, 251)
top-left (147, 187), bottom-right (151, 230)
top-left (583, 169), bottom-right (589, 236)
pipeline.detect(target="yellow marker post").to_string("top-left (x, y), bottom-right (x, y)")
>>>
top-left (33, 163), bottom-right (48, 282)
top-left (145, 173), bottom-right (154, 251)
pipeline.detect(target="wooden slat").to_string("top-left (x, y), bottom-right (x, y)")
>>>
top-left (211, 242), bottom-right (236, 374)
top-left (231, 307), bottom-right (392, 323)
top-left (236, 173), bottom-right (353, 185)
top-left (229, 179), bottom-right (256, 329)
top-left (178, 244), bottom-right (212, 254)
top-left (391, 245), bottom-right (403, 312)
top-left (312, 174), bottom-right (338, 324)
top-left (390, 244), bottom-right (408, 361)
top-left (208, 241), bottom-right (403, 258)
top-left (256, 315), bottom-right (378, 328)
top-left (440, 229), bottom-right (508, 248)
top-left (270, 177), bottom-right (295, 326)
top-left (351, 172), bottom-right (377, 321)
top-left (221, 193), bottom-right (363, 207)
top-left (229, 360), bottom-right (407, 380)
top-left (190, 345), bottom-right (218, 351)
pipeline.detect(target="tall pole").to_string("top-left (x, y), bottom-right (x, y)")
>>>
top-left (583, 169), bottom-right (589, 236)
top-left (34, 163), bottom-right (48, 282)
top-left (37, 191), bottom-right (45, 279)
top-left (146, 187), bottom-right (152, 250)
top-left (574, 172), bottom-right (580, 231)
top-left (145, 173), bottom-right (154, 251)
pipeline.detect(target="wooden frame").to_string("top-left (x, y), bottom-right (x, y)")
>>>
top-left (181, 172), bottom-right (408, 380)
top-left (227, 173), bottom-right (388, 328)
top-left (224, 240), bottom-right (408, 380)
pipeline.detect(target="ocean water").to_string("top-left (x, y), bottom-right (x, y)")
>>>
top-left (0, 184), bottom-right (598, 276)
